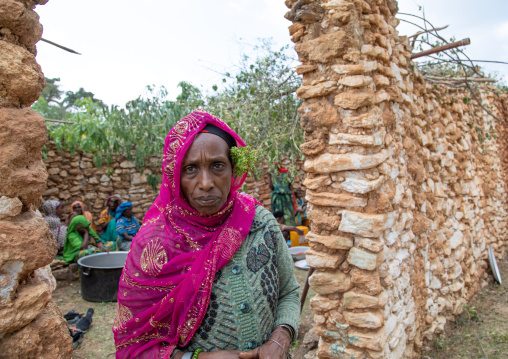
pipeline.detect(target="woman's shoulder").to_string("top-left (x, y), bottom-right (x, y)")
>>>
top-left (249, 205), bottom-right (277, 233)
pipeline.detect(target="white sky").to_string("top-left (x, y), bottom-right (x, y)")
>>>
top-left (35, 0), bottom-right (508, 106)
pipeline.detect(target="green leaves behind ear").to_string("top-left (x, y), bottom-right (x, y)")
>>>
top-left (230, 146), bottom-right (261, 177)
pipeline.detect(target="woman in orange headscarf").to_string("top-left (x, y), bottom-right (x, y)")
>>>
top-left (68, 201), bottom-right (96, 232)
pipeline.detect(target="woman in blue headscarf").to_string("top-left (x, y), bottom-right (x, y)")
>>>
top-left (115, 202), bottom-right (140, 251)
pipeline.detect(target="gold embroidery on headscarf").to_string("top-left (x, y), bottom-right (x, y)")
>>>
top-left (115, 332), bottom-right (165, 349)
top-left (113, 303), bottom-right (133, 331)
top-left (178, 317), bottom-right (197, 345)
top-left (122, 271), bottom-right (176, 292)
top-left (150, 317), bottom-right (171, 330)
top-left (141, 239), bottom-right (168, 276)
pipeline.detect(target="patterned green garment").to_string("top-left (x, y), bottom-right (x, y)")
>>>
top-left (178, 205), bottom-right (300, 353)
top-left (270, 172), bottom-right (296, 226)
top-left (62, 215), bottom-right (117, 264)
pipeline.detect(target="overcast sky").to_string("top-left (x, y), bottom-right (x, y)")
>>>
top-left (35, 0), bottom-right (508, 106)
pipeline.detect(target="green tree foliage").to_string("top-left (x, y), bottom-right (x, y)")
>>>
top-left (36, 41), bottom-right (304, 179)
top-left (205, 41), bottom-right (303, 174)
top-left (48, 85), bottom-right (192, 168)
top-left (32, 77), bottom-right (105, 120)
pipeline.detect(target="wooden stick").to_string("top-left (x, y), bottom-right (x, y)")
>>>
top-left (45, 119), bottom-right (75, 124)
top-left (300, 267), bottom-right (315, 312)
top-left (40, 38), bottom-right (81, 55)
top-left (409, 25), bottom-right (449, 39)
top-left (411, 38), bottom-right (471, 60)
top-left (425, 75), bottom-right (497, 83)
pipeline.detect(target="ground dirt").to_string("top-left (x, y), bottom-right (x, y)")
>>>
top-left (422, 254), bottom-right (508, 359)
top-left (52, 256), bottom-right (507, 359)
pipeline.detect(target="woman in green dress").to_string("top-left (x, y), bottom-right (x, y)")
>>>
top-left (62, 215), bottom-right (117, 264)
top-left (268, 166), bottom-right (296, 226)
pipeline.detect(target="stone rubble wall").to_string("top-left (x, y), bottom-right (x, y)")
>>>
top-left (286, 0), bottom-right (507, 358)
top-left (0, 0), bottom-right (73, 357)
top-left (43, 141), bottom-right (306, 221)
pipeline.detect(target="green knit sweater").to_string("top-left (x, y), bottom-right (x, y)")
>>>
top-left (178, 205), bottom-right (300, 353)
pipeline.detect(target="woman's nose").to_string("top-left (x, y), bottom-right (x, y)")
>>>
top-left (197, 169), bottom-right (214, 191)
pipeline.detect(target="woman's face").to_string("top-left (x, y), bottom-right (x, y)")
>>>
top-left (180, 133), bottom-right (233, 215)
top-left (123, 207), bottom-right (133, 218)
top-left (76, 223), bottom-right (88, 234)
top-left (72, 203), bottom-right (83, 215)
top-left (108, 199), bottom-right (119, 211)
top-left (56, 206), bottom-right (63, 219)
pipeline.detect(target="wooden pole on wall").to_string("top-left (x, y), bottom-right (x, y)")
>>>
top-left (411, 38), bottom-right (471, 59)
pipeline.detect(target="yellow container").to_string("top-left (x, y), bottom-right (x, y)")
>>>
top-left (289, 226), bottom-right (309, 247)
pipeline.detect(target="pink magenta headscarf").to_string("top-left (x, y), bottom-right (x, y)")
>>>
top-left (113, 109), bottom-right (259, 358)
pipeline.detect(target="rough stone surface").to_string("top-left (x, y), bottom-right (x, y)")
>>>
top-left (306, 190), bottom-right (367, 208)
top-left (0, 0), bottom-right (71, 355)
top-left (287, 1), bottom-right (508, 357)
top-left (306, 248), bottom-right (345, 269)
top-left (0, 196), bottom-right (22, 220)
top-left (0, 0), bottom-right (43, 53)
top-left (343, 310), bottom-right (384, 329)
top-left (309, 270), bottom-right (352, 294)
top-left (339, 210), bottom-right (396, 237)
top-left (0, 280), bottom-right (50, 334)
top-left (294, 31), bottom-right (351, 62)
top-left (299, 99), bottom-right (340, 130)
top-left (0, 301), bottom-right (73, 358)
top-left (347, 247), bottom-right (382, 270)
top-left (297, 81), bottom-right (337, 99)
top-left (43, 141), bottom-right (308, 220)
top-left (343, 290), bottom-right (386, 309)
top-left (0, 40), bottom-right (45, 107)
top-left (304, 150), bottom-right (388, 174)
top-left (307, 232), bottom-right (353, 250)
top-left (0, 211), bottom-right (56, 277)
top-left (0, 108), bottom-right (47, 205)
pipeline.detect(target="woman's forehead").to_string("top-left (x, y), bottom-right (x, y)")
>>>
top-left (183, 133), bottom-right (229, 162)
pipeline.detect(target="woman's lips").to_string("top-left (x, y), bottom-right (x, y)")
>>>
top-left (195, 196), bottom-right (219, 206)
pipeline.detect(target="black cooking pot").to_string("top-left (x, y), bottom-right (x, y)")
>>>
top-left (77, 252), bottom-right (128, 302)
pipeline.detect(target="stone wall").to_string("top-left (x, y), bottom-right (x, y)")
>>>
top-left (286, 0), bottom-right (507, 358)
top-left (43, 141), bottom-right (306, 221)
top-left (0, 0), bottom-right (73, 357)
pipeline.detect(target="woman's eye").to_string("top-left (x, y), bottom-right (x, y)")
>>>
top-left (213, 163), bottom-right (225, 169)
top-left (184, 166), bottom-right (197, 173)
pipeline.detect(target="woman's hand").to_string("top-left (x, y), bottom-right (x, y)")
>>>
top-left (101, 221), bottom-right (110, 231)
top-left (96, 242), bottom-right (110, 253)
top-left (286, 225), bottom-right (304, 236)
top-left (200, 350), bottom-right (241, 359)
top-left (80, 232), bottom-right (90, 250)
top-left (174, 350), bottom-right (241, 359)
top-left (238, 331), bottom-right (290, 359)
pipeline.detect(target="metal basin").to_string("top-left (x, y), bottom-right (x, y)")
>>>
top-left (77, 252), bottom-right (128, 302)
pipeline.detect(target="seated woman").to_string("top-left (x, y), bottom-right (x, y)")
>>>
top-left (114, 110), bottom-right (300, 359)
top-left (68, 200), bottom-right (96, 232)
top-left (294, 189), bottom-right (309, 227)
top-left (98, 196), bottom-right (122, 243)
top-left (273, 210), bottom-right (304, 246)
top-left (40, 200), bottom-right (67, 256)
top-left (62, 215), bottom-right (117, 264)
top-left (115, 202), bottom-right (140, 251)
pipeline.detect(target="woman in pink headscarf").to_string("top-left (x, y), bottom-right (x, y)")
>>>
top-left (113, 110), bottom-right (300, 359)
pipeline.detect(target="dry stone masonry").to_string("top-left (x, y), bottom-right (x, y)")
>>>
top-left (286, 0), bottom-right (507, 358)
top-left (43, 141), bottom-right (306, 220)
top-left (0, 0), bottom-right (72, 357)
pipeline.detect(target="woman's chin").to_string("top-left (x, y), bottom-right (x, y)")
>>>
top-left (192, 200), bottom-right (223, 215)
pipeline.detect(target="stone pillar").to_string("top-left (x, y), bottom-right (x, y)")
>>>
top-left (286, 1), bottom-right (507, 358)
top-left (0, 0), bottom-right (73, 357)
